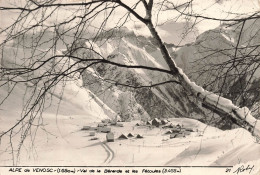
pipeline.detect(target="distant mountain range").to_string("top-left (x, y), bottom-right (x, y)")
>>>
top-left (73, 22), bottom-right (260, 129)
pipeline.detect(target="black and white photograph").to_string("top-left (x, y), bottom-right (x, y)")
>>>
top-left (0, 0), bottom-right (260, 174)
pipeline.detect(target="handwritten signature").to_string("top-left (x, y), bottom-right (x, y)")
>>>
top-left (233, 165), bottom-right (254, 174)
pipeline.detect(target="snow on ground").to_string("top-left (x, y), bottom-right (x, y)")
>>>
top-left (1, 44), bottom-right (259, 166)
top-left (0, 72), bottom-right (259, 167)
top-left (94, 119), bottom-right (260, 166)
top-left (3, 116), bottom-right (258, 166)
top-left (0, 77), bottom-right (112, 165)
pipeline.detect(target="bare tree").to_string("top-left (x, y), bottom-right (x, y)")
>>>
top-left (0, 0), bottom-right (260, 164)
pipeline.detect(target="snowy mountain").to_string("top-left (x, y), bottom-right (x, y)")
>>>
top-left (65, 26), bottom-right (252, 130)
top-left (71, 30), bottom-right (202, 120)
top-left (1, 19), bottom-right (259, 131)
top-left (172, 19), bottom-right (260, 118)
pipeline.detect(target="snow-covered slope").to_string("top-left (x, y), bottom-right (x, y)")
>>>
top-left (173, 19), bottom-right (260, 115)
top-left (76, 31), bottom-right (205, 122)
top-left (0, 43), bottom-right (117, 165)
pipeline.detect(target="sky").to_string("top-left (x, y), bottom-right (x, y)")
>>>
top-left (0, 0), bottom-right (260, 44)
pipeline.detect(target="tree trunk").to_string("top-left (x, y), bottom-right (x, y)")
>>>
top-left (146, 21), bottom-right (260, 139)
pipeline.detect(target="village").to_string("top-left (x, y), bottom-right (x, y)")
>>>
top-left (81, 117), bottom-right (199, 142)
top-left (77, 117), bottom-right (218, 165)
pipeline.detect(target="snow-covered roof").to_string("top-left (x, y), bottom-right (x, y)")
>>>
top-left (118, 134), bottom-right (128, 139)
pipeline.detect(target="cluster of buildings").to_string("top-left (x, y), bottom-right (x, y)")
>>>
top-left (81, 118), bottom-right (143, 142)
top-left (82, 117), bottom-right (197, 142)
top-left (145, 118), bottom-right (169, 127)
top-left (145, 118), bottom-right (196, 139)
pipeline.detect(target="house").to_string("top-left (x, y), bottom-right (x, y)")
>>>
top-left (170, 134), bottom-right (177, 139)
top-left (175, 133), bottom-right (185, 138)
top-left (152, 118), bottom-right (161, 127)
top-left (162, 123), bottom-right (173, 129)
top-left (118, 134), bottom-right (128, 139)
top-left (165, 130), bottom-right (172, 134)
top-left (127, 133), bottom-right (134, 137)
top-left (171, 127), bottom-right (181, 133)
top-left (185, 128), bottom-right (194, 132)
top-left (111, 121), bottom-right (117, 125)
top-left (117, 123), bottom-right (124, 127)
top-left (161, 119), bottom-right (168, 125)
top-left (146, 121), bottom-right (152, 125)
top-left (102, 119), bottom-right (111, 123)
top-left (97, 127), bottom-right (102, 132)
top-left (168, 124), bottom-right (174, 128)
top-left (90, 137), bottom-right (98, 140)
top-left (106, 133), bottom-right (114, 142)
top-left (182, 130), bottom-right (191, 136)
top-left (101, 127), bottom-right (111, 133)
top-left (136, 134), bottom-right (143, 139)
top-left (98, 123), bottom-right (105, 127)
top-left (90, 132), bottom-right (95, 136)
top-left (90, 127), bottom-right (98, 131)
top-left (176, 124), bottom-right (182, 129)
top-left (81, 126), bottom-right (90, 130)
